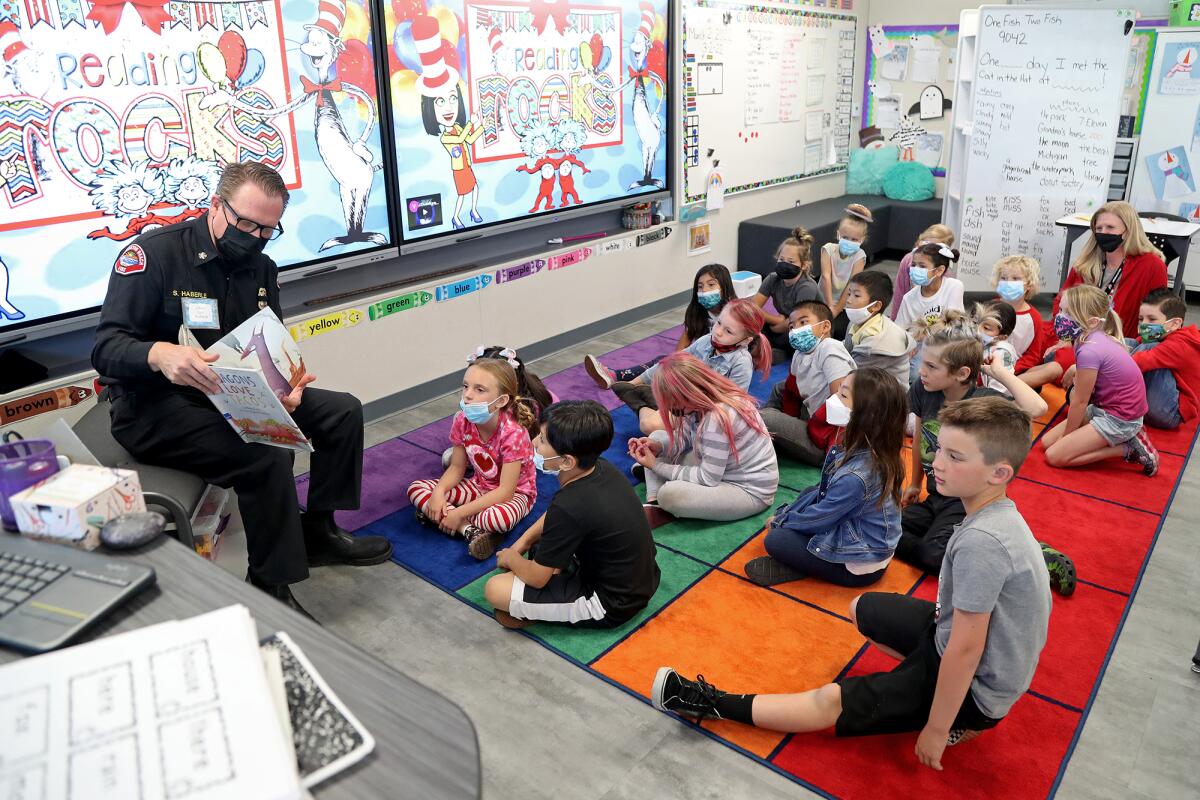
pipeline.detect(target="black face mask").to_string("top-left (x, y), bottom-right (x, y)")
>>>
top-left (775, 260), bottom-right (801, 280)
top-left (217, 225), bottom-right (268, 263)
top-left (1094, 232), bottom-right (1124, 253)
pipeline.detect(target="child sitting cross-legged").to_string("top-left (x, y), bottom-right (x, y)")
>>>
top-left (485, 400), bottom-right (661, 630)
top-left (1043, 285), bottom-right (1158, 476)
top-left (407, 355), bottom-right (538, 561)
top-left (628, 352), bottom-right (779, 522)
top-left (899, 311), bottom-right (1048, 576)
top-left (759, 300), bottom-right (857, 466)
top-left (842, 270), bottom-right (914, 387)
top-left (652, 396), bottom-right (1052, 773)
top-left (991, 255), bottom-right (1044, 374)
top-left (1129, 288), bottom-right (1199, 431)
top-left (744, 368), bottom-right (907, 588)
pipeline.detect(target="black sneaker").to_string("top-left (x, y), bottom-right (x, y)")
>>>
top-left (465, 524), bottom-right (499, 560)
top-left (652, 667), bottom-right (724, 720)
top-left (1040, 542), bottom-right (1077, 597)
top-left (632, 464), bottom-right (646, 483)
top-left (947, 729), bottom-right (967, 746)
top-left (415, 508), bottom-right (437, 528)
top-left (1124, 429), bottom-right (1160, 477)
top-left (744, 556), bottom-right (808, 587)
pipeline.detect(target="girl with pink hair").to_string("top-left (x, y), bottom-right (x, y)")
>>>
top-left (628, 353), bottom-right (778, 521)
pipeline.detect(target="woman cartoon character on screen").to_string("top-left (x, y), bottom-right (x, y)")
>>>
top-left (610, 2), bottom-right (665, 190)
top-left (0, 255), bottom-right (24, 322)
top-left (416, 15), bottom-right (483, 230)
top-left (554, 118), bottom-right (590, 207)
top-left (516, 120), bottom-right (559, 213)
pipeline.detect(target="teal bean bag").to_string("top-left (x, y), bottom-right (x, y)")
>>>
top-left (845, 145), bottom-right (899, 195)
top-left (882, 160), bottom-right (936, 201)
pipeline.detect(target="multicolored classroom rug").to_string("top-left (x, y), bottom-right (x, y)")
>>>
top-left (296, 325), bottom-right (1199, 799)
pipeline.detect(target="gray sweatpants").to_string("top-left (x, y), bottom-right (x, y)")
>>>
top-left (760, 381), bottom-right (824, 466)
top-left (646, 447), bottom-right (770, 522)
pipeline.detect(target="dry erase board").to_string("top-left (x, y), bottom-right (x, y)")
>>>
top-left (861, 25), bottom-right (959, 177)
top-left (680, 0), bottom-right (858, 205)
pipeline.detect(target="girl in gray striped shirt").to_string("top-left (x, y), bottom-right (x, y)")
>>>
top-left (629, 353), bottom-right (779, 521)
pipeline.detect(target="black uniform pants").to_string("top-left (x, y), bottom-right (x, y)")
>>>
top-left (110, 387), bottom-right (363, 585)
top-left (895, 493), bottom-right (965, 575)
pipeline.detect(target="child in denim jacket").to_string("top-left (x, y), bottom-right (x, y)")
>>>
top-left (745, 368), bottom-right (908, 588)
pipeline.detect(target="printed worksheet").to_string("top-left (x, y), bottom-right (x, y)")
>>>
top-left (0, 606), bottom-right (301, 800)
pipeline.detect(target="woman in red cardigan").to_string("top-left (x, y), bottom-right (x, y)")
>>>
top-left (1022, 201), bottom-right (1169, 388)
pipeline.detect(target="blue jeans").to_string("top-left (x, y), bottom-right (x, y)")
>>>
top-left (1132, 341), bottom-right (1183, 430)
top-left (764, 527), bottom-right (886, 588)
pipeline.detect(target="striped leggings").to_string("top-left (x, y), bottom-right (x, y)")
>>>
top-left (406, 477), bottom-right (532, 533)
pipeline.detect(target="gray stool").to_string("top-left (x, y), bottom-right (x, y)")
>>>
top-left (73, 400), bottom-right (207, 550)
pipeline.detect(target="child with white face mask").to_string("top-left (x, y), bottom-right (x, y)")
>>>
top-left (842, 270), bottom-right (914, 387)
top-left (975, 301), bottom-right (1020, 397)
top-left (744, 368), bottom-right (908, 588)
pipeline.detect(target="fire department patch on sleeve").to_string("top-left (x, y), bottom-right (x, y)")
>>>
top-left (114, 244), bottom-right (147, 276)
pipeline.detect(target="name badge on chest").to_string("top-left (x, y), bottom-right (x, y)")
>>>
top-left (182, 297), bottom-right (220, 329)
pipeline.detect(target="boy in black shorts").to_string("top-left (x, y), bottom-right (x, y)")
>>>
top-left (650, 396), bottom-right (1052, 771)
top-left (484, 400), bottom-right (660, 629)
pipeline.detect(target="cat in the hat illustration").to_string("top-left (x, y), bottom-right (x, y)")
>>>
top-left (216, 0), bottom-right (386, 251)
top-left (414, 14), bottom-right (483, 230)
top-left (609, 2), bottom-right (664, 189)
top-left (0, 22), bottom-right (51, 182)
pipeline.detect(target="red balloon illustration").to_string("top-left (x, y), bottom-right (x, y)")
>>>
top-left (392, 0), bottom-right (424, 23)
top-left (589, 33), bottom-right (602, 69)
top-left (337, 39), bottom-right (373, 88)
top-left (218, 31), bottom-right (248, 82)
top-left (647, 39), bottom-right (666, 83)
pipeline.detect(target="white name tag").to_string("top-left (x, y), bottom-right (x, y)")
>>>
top-left (182, 298), bottom-right (219, 329)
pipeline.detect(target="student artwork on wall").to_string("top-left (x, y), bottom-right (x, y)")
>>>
top-left (861, 24), bottom-right (957, 177)
top-left (1157, 41), bottom-right (1200, 95)
top-left (384, 0), bottom-right (670, 243)
top-left (1144, 146), bottom-right (1196, 201)
top-left (0, 0), bottom-right (393, 332)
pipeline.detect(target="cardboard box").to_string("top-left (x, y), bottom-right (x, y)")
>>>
top-left (10, 464), bottom-right (145, 550)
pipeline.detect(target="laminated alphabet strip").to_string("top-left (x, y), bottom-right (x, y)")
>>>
top-left (435, 273), bottom-right (493, 302)
top-left (289, 309), bottom-right (363, 342)
top-left (494, 258), bottom-right (546, 284)
top-left (1, 385), bottom-right (94, 424)
top-left (547, 247), bottom-right (593, 270)
top-left (636, 226), bottom-right (673, 247)
top-left (368, 290), bottom-right (433, 321)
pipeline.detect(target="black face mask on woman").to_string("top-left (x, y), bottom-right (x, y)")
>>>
top-left (775, 260), bottom-right (801, 280)
top-left (217, 226), bottom-right (268, 263)
top-left (1094, 232), bottom-right (1123, 253)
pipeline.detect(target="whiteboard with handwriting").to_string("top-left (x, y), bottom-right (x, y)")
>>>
top-left (944, 6), bottom-right (1135, 292)
top-left (681, 0), bottom-right (858, 205)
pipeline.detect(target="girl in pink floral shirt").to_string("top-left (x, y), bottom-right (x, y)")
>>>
top-left (407, 357), bottom-right (538, 560)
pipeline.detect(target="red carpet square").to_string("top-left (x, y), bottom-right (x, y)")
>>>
top-left (1007, 481), bottom-right (1159, 594)
top-left (1144, 418), bottom-right (1199, 457)
top-left (1018, 442), bottom-right (1184, 514)
top-left (1028, 583), bottom-right (1127, 709)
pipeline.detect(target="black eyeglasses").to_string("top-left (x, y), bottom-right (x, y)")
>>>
top-left (220, 199), bottom-right (284, 240)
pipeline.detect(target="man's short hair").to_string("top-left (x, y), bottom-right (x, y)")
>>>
top-left (540, 400), bottom-right (613, 469)
top-left (938, 396), bottom-right (1032, 476)
top-left (216, 162), bottom-right (290, 209)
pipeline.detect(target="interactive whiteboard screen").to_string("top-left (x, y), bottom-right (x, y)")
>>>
top-left (0, 0), bottom-right (393, 334)
top-left (384, 0), bottom-right (670, 244)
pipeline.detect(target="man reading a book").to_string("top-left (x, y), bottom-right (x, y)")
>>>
top-left (92, 162), bottom-right (392, 618)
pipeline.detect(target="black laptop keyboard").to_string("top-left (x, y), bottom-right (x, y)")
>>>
top-left (0, 551), bottom-right (67, 615)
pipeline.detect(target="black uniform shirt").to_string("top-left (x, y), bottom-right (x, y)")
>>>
top-left (91, 214), bottom-right (283, 397)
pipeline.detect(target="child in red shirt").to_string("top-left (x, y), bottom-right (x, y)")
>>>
top-left (991, 255), bottom-right (1044, 374)
top-left (1132, 289), bottom-right (1199, 430)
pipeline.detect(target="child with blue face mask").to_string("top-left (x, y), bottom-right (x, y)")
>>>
top-left (760, 300), bottom-right (856, 466)
top-left (990, 255), bottom-right (1044, 375)
top-left (820, 204), bottom-right (873, 340)
top-left (407, 357), bottom-right (538, 561)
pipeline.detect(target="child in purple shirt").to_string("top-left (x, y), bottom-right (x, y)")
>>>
top-left (1040, 286), bottom-right (1158, 476)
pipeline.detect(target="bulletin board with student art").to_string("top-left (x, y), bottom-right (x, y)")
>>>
top-left (860, 24), bottom-right (957, 177)
top-left (0, 0), bottom-right (395, 333)
top-left (384, 0), bottom-right (670, 244)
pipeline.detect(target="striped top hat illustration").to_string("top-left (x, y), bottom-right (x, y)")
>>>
top-left (414, 14), bottom-right (458, 96)
top-left (636, 2), bottom-right (655, 41)
top-left (305, 0), bottom-right (346, 39)
top-left (0, 22), bottom-right (29, 64)
top-left (488, 26), bottom-right (502, 57)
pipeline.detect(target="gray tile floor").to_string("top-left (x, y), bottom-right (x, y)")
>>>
top-left (214, 271), bottom-right (1200, 799)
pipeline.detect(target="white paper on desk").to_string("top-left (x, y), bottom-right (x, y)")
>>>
top-left (0, 605), bottom-right (301, 800)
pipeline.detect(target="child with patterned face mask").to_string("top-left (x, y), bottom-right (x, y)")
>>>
top-left (1125, 289), bottom-right (1199, 430)
top-left (759, 300), bottom-right (856, 466)
top-left (407, 357), bottom-right (538, 561)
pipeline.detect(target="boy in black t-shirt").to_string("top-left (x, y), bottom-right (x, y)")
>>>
top-left (484, 401), bottom-right (661, 629)
top-left (899, 315), bottom-right (1048, 575)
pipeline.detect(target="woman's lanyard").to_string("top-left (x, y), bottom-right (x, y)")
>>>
top-left (1101, 258), bottom-right (1124, 296)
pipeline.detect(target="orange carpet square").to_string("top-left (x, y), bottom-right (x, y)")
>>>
top-left (592, 569), bottom-right (865, 757)
top-left (719, 531), bottom-right (925, 617)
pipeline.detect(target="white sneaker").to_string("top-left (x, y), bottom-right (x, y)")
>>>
top-left (584, 354), bottom-right (615, 389)
top-left (441, 446), bottom-right (454, 468)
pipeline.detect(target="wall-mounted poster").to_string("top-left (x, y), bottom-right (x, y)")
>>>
top-left (0, 0), bottom-right (394, 332)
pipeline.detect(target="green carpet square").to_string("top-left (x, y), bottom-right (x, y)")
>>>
top-left (649, 488), bottom-right (797, 565)
top-left (776, 458), bottom-right (821, 493)
top-left (456, 546), bottom-right (710, 664)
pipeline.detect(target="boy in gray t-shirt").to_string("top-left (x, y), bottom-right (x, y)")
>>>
top-left (650, 396), bottom-right (1052, 774)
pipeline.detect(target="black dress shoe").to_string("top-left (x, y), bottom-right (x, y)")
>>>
top-left (302, 512), bottom-right (393, 567)
top-left (246, 572), bottom-right (317, 623)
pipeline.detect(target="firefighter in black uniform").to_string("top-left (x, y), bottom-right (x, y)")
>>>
top-left (92, 162), bottom-right (391, 618)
